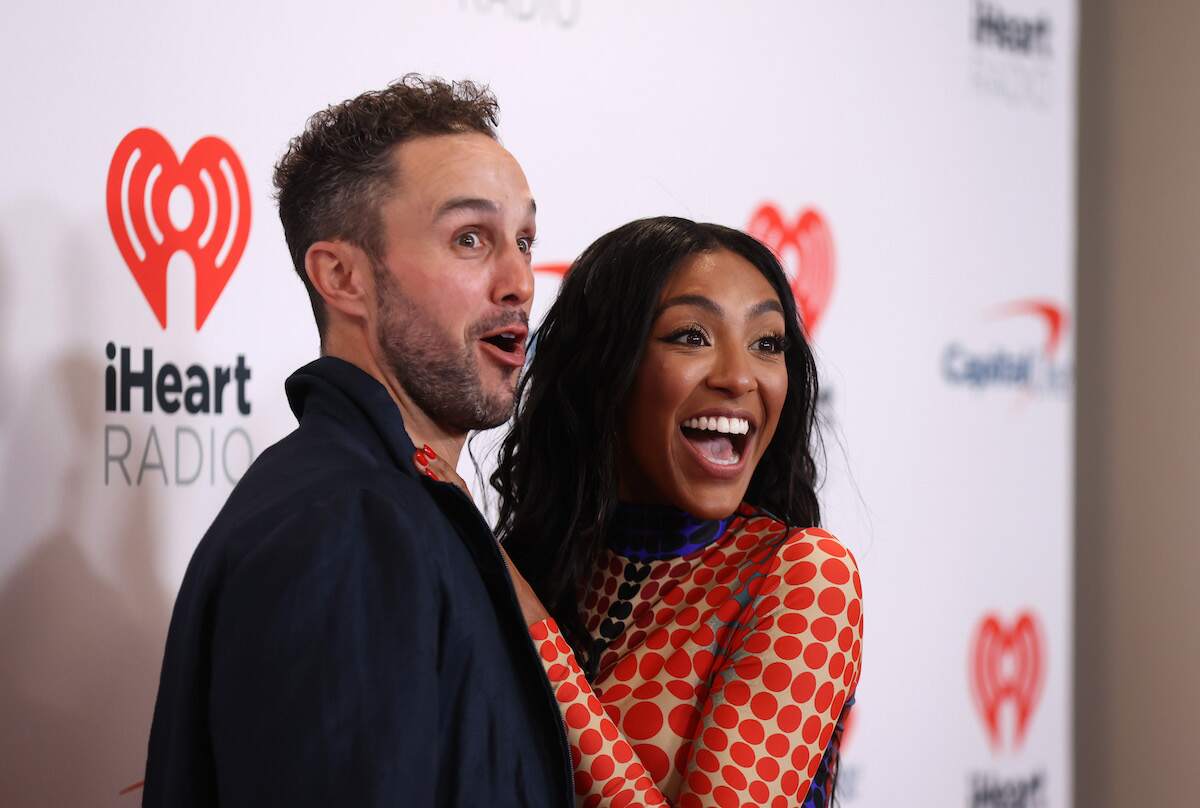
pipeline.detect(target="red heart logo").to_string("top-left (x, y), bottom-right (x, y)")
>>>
top-left (106, 128), bottom-right (251, 330)
top-left (970, 611), bottom-right (1044, 750)
top-left (746, 204), bottom-right (836, 336)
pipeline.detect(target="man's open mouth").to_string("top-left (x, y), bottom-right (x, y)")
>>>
top-left (679, 415), bottom-right (753, 467)
top-left (481, 331), bottom-right (521, 353)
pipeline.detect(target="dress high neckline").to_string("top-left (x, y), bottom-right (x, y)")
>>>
top-left (606, 502), bottom-right (733, 560)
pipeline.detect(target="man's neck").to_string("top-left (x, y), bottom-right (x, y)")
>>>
top-left (322, 339), bottom-right (466, 469)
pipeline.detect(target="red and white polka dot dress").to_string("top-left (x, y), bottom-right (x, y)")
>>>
top-left (530, 503), bottom-right (862, 808)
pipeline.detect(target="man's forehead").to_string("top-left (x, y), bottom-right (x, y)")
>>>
top-left (390, 133), bottom-right (531, 209)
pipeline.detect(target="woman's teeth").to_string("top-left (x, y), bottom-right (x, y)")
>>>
top-left (681, 415), bottom-right (750, 435)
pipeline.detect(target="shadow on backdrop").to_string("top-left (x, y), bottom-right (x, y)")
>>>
top-left (0, 207), bottom-right (170, 807)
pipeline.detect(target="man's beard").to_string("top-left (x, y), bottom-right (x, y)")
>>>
top-left (375, 270), bottom-right (522, 432)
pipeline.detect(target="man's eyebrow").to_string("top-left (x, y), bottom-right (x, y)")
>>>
top-left (434, 197), bottom-right (499, 219)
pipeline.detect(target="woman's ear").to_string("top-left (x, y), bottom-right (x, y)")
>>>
top-left (305, 240), bottom-right (374, 323)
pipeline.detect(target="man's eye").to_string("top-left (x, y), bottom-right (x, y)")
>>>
top-left (517, 236), bottom-right (536, 254)
top-left (457, 232), bottom-right (481, 248)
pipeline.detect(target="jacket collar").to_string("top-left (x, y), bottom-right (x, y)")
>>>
top-left (285, 356), bottom-right (420, 478)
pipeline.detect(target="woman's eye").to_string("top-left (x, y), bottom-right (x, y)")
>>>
top-left (517, 236), bottom-right (535, 254)
top-left (755, 335), bottom-right (787, 353)
top-left (668, 327), bottom-right (709, 347)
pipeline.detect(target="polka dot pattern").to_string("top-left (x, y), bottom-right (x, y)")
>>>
top-left (533, 505), bottom-right (863, 807)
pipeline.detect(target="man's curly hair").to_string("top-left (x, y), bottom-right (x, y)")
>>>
top-left (273, 75), bottom-right (499, 339)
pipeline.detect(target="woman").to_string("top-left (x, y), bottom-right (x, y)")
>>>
top-left (426, 217), bottom-right (862, 807)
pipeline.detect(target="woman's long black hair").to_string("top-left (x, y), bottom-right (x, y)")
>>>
top-left (491, 216), bottom-right (843, 798)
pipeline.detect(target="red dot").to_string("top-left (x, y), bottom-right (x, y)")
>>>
top-left (633, 681), bottom-right (663, 701)
top-left (744, 630), bottom-right (772, 654)
top-left (762, 661), bottom-right (793, 692)
top-left (780, 769), bottom-right (800, 796)
top-left (680, 795), bottom-right (702, 808)
top-left (725, 680), bottom-right (751, 705)
top-left (777, 704), bottom-right (802, 732)
top-left (817, 538), bottom-right (847, 557)
top-left (580, 729), bottom-right (602, 754)
top-left (669, 704), bottom-right (700, 738)
top-left (695, 748), bottom-right (720, 773)
top-left (802, 715), bottom-right (822, 744)
top-left (777, 613), bottom-right (808, 635)
top-left (756, 757), bottom-right (780, 781)
top-left (603, 705), bottom-right (622, 727)
top-left (784, 587), bottom-right (815, 610)
top-left (818, 587), bottom-right (846, 615)
top-left (838, 627), bottom-right (855, 651)
top-left (791, 744), bottom-right (810, 773)
top-left (804, 642), bottom-right (828, 669)
top-left (714, 704), bottom-right (739, 729)
top-left (713, 785), bottom-right (739, 808)
top-left (665, 650), bottom-right (692, 679)
top-left (771, 798), bottom-right (788, 808)
top-left (774, 635), bottom-right (803, 660)
top-left (811, 616), bottom-right (837, 642)
top-left (784, 561), bottom-right (817, 585)
top-left (830, 690), bottom-right (846, 719)
top-left (738, 717), bottom-right (765, 744)
top-left (623, 702), bottom-right (663, 740)
top-left (612, 789), bottom-right (635, 808)
top-left (853, 570), bottom-right (862, 598)
top-left (819, 722), bottom-right (834, 750)
top-left (828, 652), bottom-right (846, 679)
top-left (815, 682), bottom-right (834, 712)
top-left (807, 754), bottom-right (821, 778)
top-left (751, 692), bottom-right (779, 720)
top-left (765, 732), bottom-right (790, 757)
top-left (722, 765), bottom-right (748, 790)
top-left (688, 772), bottom-right (713, 795)
top-left (591, 754), bottom-right (615, 781)
top-left (574, 770), bottom-right (593, 795)
top-left (847, 598), bottom-right (862, 626)
top-left (703, 726), bottom-right (729, 751)
top-left (639, 652), bottom-right (665, 680)
top-left (820, 557), bottom-right (850, 584)
top-left (557, 682), bottom-right (579, 703)
top-left (566, 703), bottom-right (590, 729)
top-left (730, 741), bottom-right (755, 768)
top-left (613, 655), bottom-right (638, 682)
top-left (667, 680), bottom-right (694, 701)
top-left (636, 743), bottom-right (670, 781)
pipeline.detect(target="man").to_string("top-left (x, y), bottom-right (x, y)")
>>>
top-left (143, 76), bottom-right (571, 806)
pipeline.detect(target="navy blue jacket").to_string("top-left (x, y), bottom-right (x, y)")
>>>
top-left (143, 357), bottom-right (572, 806)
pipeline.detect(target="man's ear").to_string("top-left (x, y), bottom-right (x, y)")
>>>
top-left (305, 240), bottom-right (373, 322)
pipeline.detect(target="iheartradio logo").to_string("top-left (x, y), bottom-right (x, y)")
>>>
top-left (106, 128), bottom-right (251, 330)
top-left (746, 204), bottom-right (835, 337)
top-left (970, 611), bottom-right (1045, 751)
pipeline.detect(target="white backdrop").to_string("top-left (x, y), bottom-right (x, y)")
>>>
top-left (0, 1), bottom-right (1076, 805)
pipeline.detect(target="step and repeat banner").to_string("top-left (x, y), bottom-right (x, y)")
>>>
top-left (0, 1), bottom-right (1076, 805)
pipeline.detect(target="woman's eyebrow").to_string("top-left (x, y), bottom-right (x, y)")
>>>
top-left (747, 299), bottom-right (784, 318)
top-left (656, 294), bottom-right (722, 318)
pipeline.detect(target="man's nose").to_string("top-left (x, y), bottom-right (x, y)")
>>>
top-left (493, 242), bottom-right (534, 308)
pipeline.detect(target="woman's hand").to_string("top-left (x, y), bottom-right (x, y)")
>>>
top-left (414, 445), bottom-right (551, 627)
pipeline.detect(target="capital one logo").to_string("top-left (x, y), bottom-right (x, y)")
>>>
top-left (970, 611), bottom-right (1044, 750)
top-left (106, 128), bottom-right (251, 330)
top-left (746, 204), bottom-right (835, 337)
